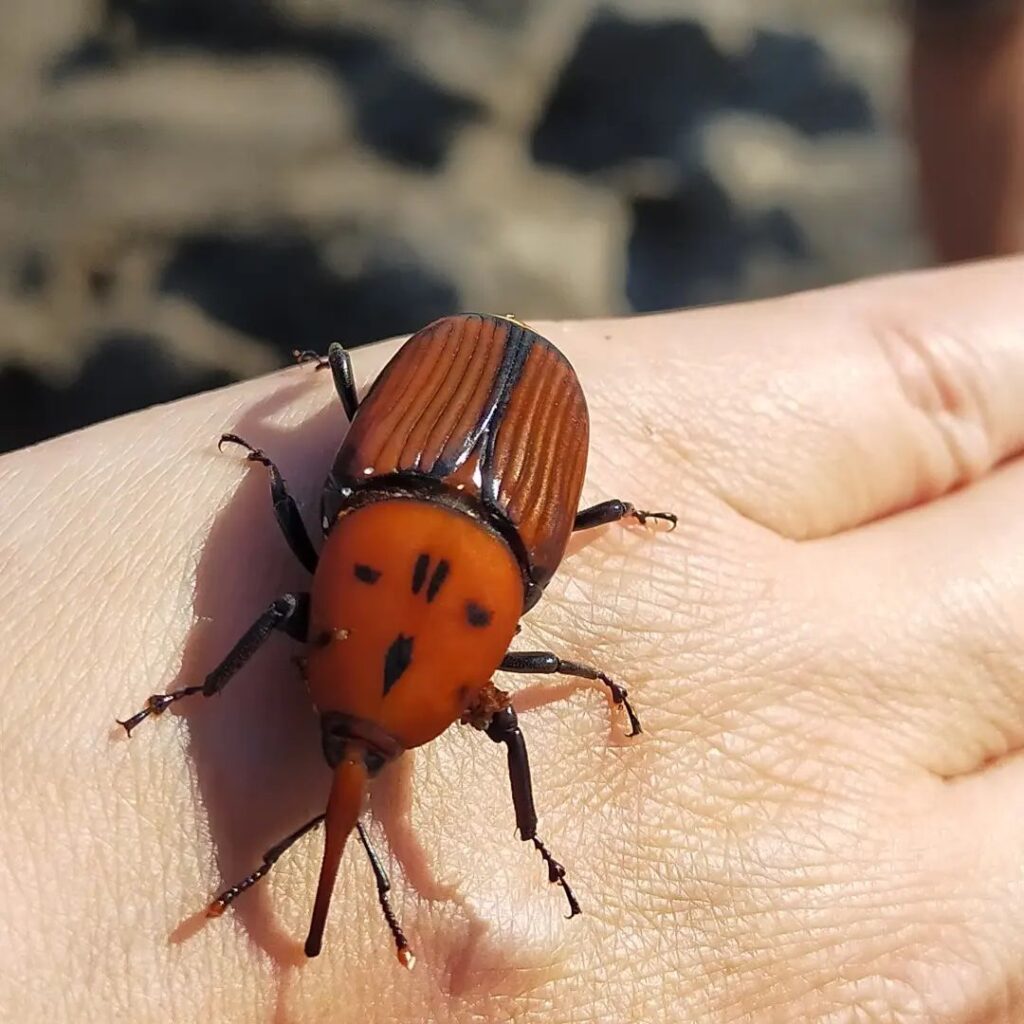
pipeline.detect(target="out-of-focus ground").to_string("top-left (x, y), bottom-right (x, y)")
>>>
top-left (0, 0), bottom-right (923, 452)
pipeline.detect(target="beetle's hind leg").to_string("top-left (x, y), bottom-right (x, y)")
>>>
top-left (294, 343), bottom-right (359, 420)
top-left (499, 650), bottom-right (642, 737)
top-left (466, 691), bottom-right (580, 919)
top-left (205, 815), bottom-right (414, 966)
top-left (116, 592), bottom-right (309, 736)
top-left (356, 821), bottom-right (415, 968)
top-left (219, 434), bottom-right (319, 573)
top-left (574, 498), bottom-right (676, 532)
top-left (207, 812), bottom-right (325, 917)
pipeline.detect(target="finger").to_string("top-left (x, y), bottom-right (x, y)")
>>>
top-left (559, 257), bottom-right (1024, 541)
top-left (798, 456), bottom-right (1024, 779)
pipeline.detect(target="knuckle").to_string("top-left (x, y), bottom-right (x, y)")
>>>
top-left (874, 318), bottom-right (999, 492)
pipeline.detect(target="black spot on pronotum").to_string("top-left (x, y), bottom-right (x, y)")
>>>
top-left (383, 634), bottom-right (414, 695)
top-left (426, 560), bottom-right (450, 602)
top-left (465, 601), bottom-right (493, 628)
top-left (354, 563), bottom-right (381, 584)
top-left (412, 553), bottom-right (430, 594)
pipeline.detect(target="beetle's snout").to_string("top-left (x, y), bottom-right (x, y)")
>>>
top-left (383, 632), bottom-right (414, 695)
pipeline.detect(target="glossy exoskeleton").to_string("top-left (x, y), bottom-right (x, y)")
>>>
top-left (118, 313), bottom-right (675, 965)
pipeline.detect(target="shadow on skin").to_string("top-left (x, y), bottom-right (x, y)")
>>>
top-left (163, 374), bottom-right (336, 968)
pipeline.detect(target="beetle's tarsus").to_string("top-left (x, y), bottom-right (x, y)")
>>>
top-left (631, 508), bottom-right (678, 531)
top-left (205, 899), bottom-right (227, 918)
top-left (600, 674), bottom-right (643, 736)
top-left (533, 837), bottom-right (581, 918)
top-left (218, 433), bottom-right (266, 463)
top-left (116, 689), bottom-right (199, 736)
top-left (293, 348), bottom-right (331, 371)
top-left (115, 712), bottom-right (146, 737)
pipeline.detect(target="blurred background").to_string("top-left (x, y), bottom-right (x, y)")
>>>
top-left (2, 0), bottom-right (1021, 452)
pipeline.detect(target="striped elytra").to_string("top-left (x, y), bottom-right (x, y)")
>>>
top-left (326, 313), bottom-right (589, 606)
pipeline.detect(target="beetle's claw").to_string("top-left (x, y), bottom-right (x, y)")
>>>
top-left (397, 945), bottom-right (416, 970)
top-left (115, 711), bottom-right (147, 737)
top-left (219, 434), bottom-right (269, 465)
top-left (599, 675), bottom-right (643, 736)
top-left (293, 349), bottom-right (330, 370)
top-left (632, 509), bottom-right (677, 531)
top-left (218, 432), bottom-right (248, 454)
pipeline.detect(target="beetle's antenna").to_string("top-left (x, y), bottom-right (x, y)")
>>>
top-left (305, 758), bottom-right (367, 957)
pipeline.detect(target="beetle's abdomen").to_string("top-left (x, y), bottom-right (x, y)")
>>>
top-left (331, 314), bottom-right (589, 601)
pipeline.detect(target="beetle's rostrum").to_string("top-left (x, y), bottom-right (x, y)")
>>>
top-left (117, 313), bottom-right (676, 967)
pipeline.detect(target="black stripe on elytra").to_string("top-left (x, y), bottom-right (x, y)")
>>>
top-left (353, 563), bottom-right (381, 584)
top-left (426, 560), bottom-right (450, 602)
top-left (433, 317), bottom-right (535, 480)
top-left (383, 633), bottom-right (414, 695)
top-left (465, 601), bottom-right (492, 628)
top-left (478, 322), bottom-right (533, 503)
top-left (412, 553), bottom-right (430, 594)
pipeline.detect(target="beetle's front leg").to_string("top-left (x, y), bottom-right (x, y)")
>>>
top-left (219, 434), bottom-right (319, 573)
top-left (294, 342), bottom-right (359, 420)
top-left (499, 650), bottom-right (642, 736)
top-left (573, 499), bottom-right (676, 532)
top-left (463, 685), bottom-right (580, 918)
top-left (116, 592), bottom-right (309, 736)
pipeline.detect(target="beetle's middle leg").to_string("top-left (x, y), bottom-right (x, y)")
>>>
top-left (116, 592), bottom-right (309, 736)
top-left (499, 650), bottom-right (642, 737)
top-left (463, 688), bottom-right (580, 918)
top-left (219, 434), bottom-right (319, 574)
top-left (574, 499), bottom-right (676, 531)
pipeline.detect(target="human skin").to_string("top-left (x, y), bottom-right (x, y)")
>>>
top-left (3, 258), bottom-right (1024, 1022)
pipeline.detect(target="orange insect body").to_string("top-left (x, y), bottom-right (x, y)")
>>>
top-left (118, 312), bottom-right (675, 966)
top-left (307, 499), bottom-right (523, 749)
top-left (304, 315), bottom-right (589, 954)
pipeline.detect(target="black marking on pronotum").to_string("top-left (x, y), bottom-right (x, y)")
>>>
top-left (354, 563), bottom-right (382, 584)
top-left (383, 634), bottom-right (414, 695)
top-left (465, 601), bottom-right (492, 628)
top-left (412, 553), bottom-right (430, 594)
top-left (426, 560), bottom-right (450, 602)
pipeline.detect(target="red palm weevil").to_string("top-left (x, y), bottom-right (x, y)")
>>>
top-left (118, 313), bottom-right (675, 966)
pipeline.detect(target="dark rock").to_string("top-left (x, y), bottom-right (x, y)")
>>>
top-left (51, 1), bottom-right (480, 169)
top-left (0, 332), bottom-right (233, 453)
top-left (736, 31), bottom-right (873, 136)
top-left (159, 231), bottom-right (459, 357)
top-left (627, 174), bottom-right (808, 310)
top-left (532, 13), bottom-right (731, 173)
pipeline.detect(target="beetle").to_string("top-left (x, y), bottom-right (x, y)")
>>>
top-left (117, 312), bottom-right (675, 966)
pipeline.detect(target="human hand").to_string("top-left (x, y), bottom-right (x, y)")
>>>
top-left (3, 258), bottom-right (1024, 1022)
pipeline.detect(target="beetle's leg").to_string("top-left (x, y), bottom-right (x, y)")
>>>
top-left (207, 812), bottom-right (325, 916)
top-left (573, 499), bottom-right (676, 532)
top-left (116, 592), bottom-right (309, 736)
top-left (469, 694), bottom-right (580, 918)
top-left (294, 343), bottom-right (359, 420)
top-left (205, 815), bottom-right (412, 964)
top-left (499, 650), bottom-right (642, 737)
top-left (356, 821), bottom-right (414, 968)
top-left (219, 434), bottom-right (319, 574)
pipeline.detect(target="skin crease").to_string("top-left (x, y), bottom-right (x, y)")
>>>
top-left (3, 259), bottom-right (1024, 1023)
